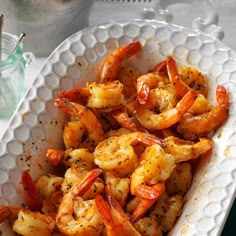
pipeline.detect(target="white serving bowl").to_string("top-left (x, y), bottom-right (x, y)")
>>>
top-left (0, 19), bottom-right (236, 235)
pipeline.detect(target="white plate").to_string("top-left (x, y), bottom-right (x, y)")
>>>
top-left (0, 20), bottom-right (236, 236)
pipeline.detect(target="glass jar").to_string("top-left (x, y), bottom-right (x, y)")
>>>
top-left (0, 32), bottom-right (34, 118)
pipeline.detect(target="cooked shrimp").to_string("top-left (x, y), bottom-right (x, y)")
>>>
top-left (166, 55), bottom-right (208, 97)
top-left (24, 172), bottom-right (63, 220)
top-left (163, 136), bottom-right (213, 162)
top-left (126, 196), bottom-right (141, 214)
top-left (151, 88), bottom-right (178, 112)
top-left (136, 72), bottom-right (170, 104)
top-left (61, 165), bottom-right (104, 200)
top-left (35, 174), bottom-right (64, 201)
top-left (95, 194), bottom-right (142, 236)
top-left (58, 87), bottom-right (90, 105)
top-left (177, 85), bottom-right (229, 136)
top-left (93, 132), bottom-right (165, 177)
top-left (56, 168), bottom-right (103, 235)
top-left (166, 162), bottom-right (193, 196)
top-left (112, 107), bottom-right (139, 131)
top-left (160, 194), bottom-right (183, 232)
top-left (130, 144), bottom-right (175, 199)
top-left (179, 65), bottom-right (208, 97)
top-left (46, 147), bottom-right (96, 169)
top-left (46, 148), bottom-right (65, 166)
top-left (0, 206), bottom-right (21, 224)
top-left (0, 205), bottom-right (56, 235)
top-left (105, 172), bottom-right (130, 207)
top-left (134, 217), bottom-right (163, 236)
top-left (151, 193), bottom-right (183, 232)
top-left (13, 209), bottom-right (55, 236)
top-left (55, 98), bottom-right (106, 150)
top-left (63, 120), bottom-right (85, 149)
top-left (112, 107), bottom-right (148, 132)
top-left (21, 170), bottom-right (43, 211)
top-left (187, 93), bottom-right (213, 115)
top-left (92, 109), bottom-right (120, 132)
top-left (87, 80), bottom-right (125, 109)
top-left (117, 67), bottom-right (140, 99)
top-left (130, 183), bottom-right (165, 222)
top-left (166, 55), bottom-right (191, 97)
top-left (150, 192), bottom-right (168, 216)
top-left (63, 148), bottom-right (96, 169)
top-left (61, 166), bottom-right (84, 193)
top-left (111, 97), bottom-right (142, 133)
top-left (106, 127), bottom-right (132, 138)
top-left (152, 59), bottom-right (167, 73)
top-left (41, 191), bottom-right (63, 220)
top-left (99, 41), bottom-right (142, 83)
top-left (135, 89), bottom-right (199, 130)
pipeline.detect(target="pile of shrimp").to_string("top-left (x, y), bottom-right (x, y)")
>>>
top-left (0, 41), bottom-right (229, 236)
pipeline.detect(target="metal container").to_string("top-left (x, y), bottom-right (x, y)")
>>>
top-left (0, 0), bottom-right (94, 57)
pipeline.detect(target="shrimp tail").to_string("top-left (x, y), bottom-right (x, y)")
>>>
top-left (107, 195), bottom-right (142, 236)
top-left (46, 148), bottom-right (65, 165)
top-left (95, 195), bottom-right (113, 225)
top-left (71, 168), bottom-right (103, 197)
top-left (95, 194), bottom-right (142, 236)
top-left (0, 206), bottom-right (11, 223)
top-left (95, 194), bottom-right (124, 235)
top-left (137, 83), bottom-right (150, 105)
top-left (112, 108), bottom-right (139, 132)
top-left (130, 183), bottom-right (165, 222)
top-left (152, 60), bottom-right (167, 73)
top-left (21, 171), bottom-right (43, 211)
top-left (217, 85), bottom-right (229, 109)
top-left (176, 89), bottom-right (200, 115)
top-left (55, 97), bottom-right (105, 143)
top-left (54, 98), bottom-right (82, 116)
top-left (0, 206), bottom-right (21, 224)
top-left (100, 41), bottom-right (142, 83)
top-left (130, 198), bottom-right (156, 223)
top-left (58, 87), bottom-right (90, 102)
top-left (133, 182), bottom-right (165, 200)
top-left (108, 194), bottom-right (127, 221)
top-left (136, 133), bottom-right (166, 148)
top-left (118, 41), bottom-right (142, 60)
top-left (166, 55), bottom-right (191, 97)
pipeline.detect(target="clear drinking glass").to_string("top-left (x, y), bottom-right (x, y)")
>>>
top-left (0, 32), bottom-right (34, 118)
